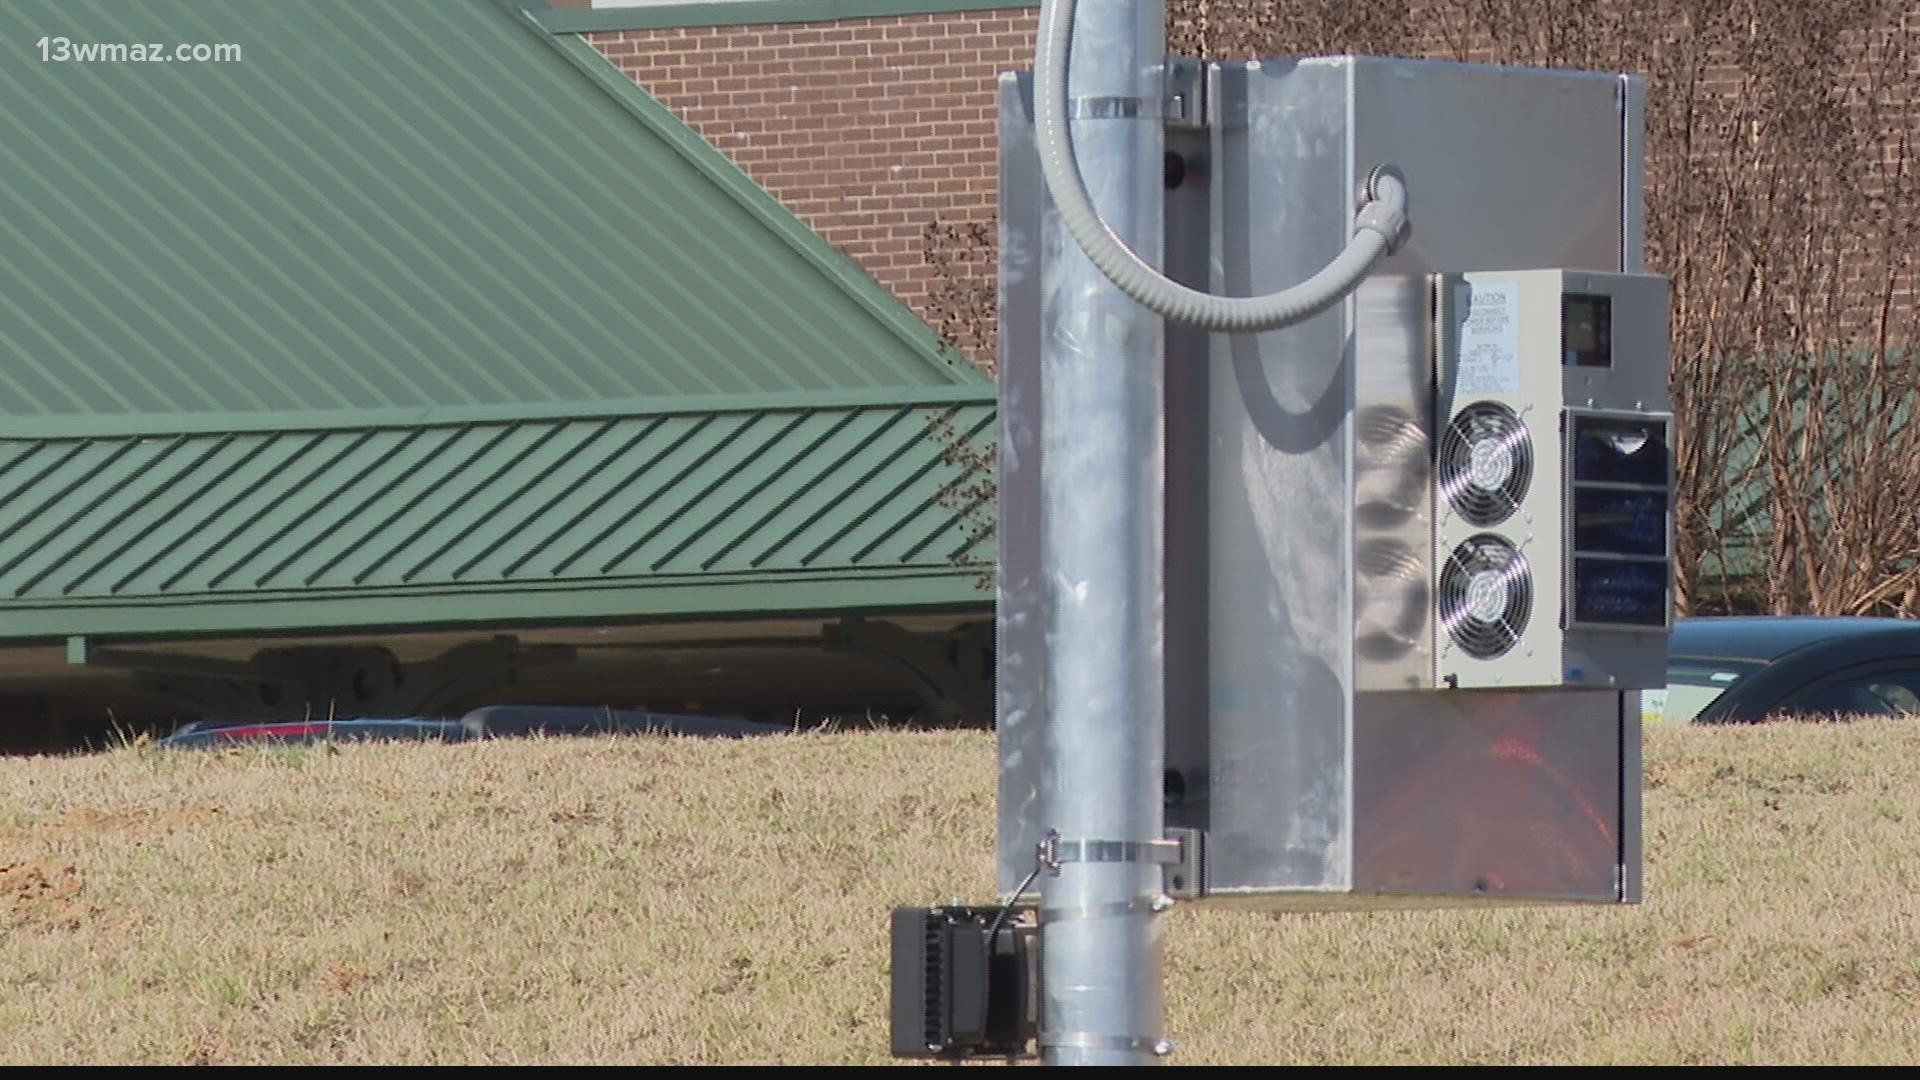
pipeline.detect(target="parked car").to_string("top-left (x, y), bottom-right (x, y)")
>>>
top-left (158, 706), bottom-right (786, 748)
top-left (157, 716), bottom-right (471, 747)
top-left (1648, 616), bottom-right (1920, 724)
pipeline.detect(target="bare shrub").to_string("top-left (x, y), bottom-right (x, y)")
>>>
top-left (921, 3), bottom-right (1920, 613)
top-left (926, 409), bottom-right (997, 589)
top-left (919, 219), bottom-right (998, 375)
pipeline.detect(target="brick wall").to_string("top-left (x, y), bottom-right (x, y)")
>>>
top-left (588, 3), bottom-right (1916, 370)
top-left (590, 11), bottom-right (1035, 346)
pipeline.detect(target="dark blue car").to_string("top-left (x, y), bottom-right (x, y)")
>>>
top-left (158, 705), bottom-right (786, 748)
top-left (1652, 616), bottom-right (1920, 724)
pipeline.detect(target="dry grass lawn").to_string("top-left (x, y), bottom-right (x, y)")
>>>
top-left (2, 721), bottom-right (1916, 1064)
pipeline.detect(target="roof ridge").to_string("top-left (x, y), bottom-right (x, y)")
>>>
top-left (0, 385), bottom-right (999, 442)
top-left (511, 6), bottom-right (984, 386)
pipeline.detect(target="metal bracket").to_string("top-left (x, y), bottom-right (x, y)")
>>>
top-left (1039, 832), bottom-right (1181, 873)
top-left (1038, 894), bottom-right (1167, 923)
top-left (1037, 827), bottom-right (1206, 900)
top-left (1163, 56), bottom-right (1207, 130)
top-left (1164, 826), bottom-right (1207, 900)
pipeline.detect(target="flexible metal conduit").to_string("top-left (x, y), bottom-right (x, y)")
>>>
top-left (1034, 0), bottom-right (1411, 331)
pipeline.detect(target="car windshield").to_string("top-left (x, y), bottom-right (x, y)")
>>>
top-left (1653, 657), bottom-right (1768, 723)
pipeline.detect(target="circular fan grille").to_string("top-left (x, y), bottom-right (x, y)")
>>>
top-left (1438, 402), bottom-right (1532, 526)
top-left (1438, 535), bottom-right (1532, 659)
top-left (1354, 538), bottom-right (1429, 661)
top-left (1354, 405), bottom-right (1429, 529)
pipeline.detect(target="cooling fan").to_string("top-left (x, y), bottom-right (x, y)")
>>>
top-left (1438, 535), bottom-right (1533, 659)
top-left (1354, 405), bottom-right (1429, 529)
top-left (1437, 402), bottom-right (1532, 526)
top-left (1354, 538), bottom-right (1429, 662)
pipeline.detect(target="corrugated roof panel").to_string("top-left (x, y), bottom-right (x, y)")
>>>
top-left (0, 0), bottom-right (974, 423)
top-left (0, 392), bottom-right (996, 630)
top-left (794, 414), bottom-right (992, 568)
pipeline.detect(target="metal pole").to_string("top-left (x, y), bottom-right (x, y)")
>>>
top-left (1038, 0), bottom-right (1167, 1066)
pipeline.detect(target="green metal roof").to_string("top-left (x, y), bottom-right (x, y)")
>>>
top-left (0, 1), bottom-right (997, 646)
top-left (0, 388), bottom-right (995, 640)
top-left (530, 0), bottom-right (1036, 33)
top-left (0, 0), bottom-right (975, 423)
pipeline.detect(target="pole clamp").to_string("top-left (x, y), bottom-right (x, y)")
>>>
top-left (1036, 828), bottom-right (1207, 900)
top-left (1037, 830), bottom-right (1181, 874)
top-left (1039, 895), bottom-right (1164, 923)
top-left (1039, 1031), bottom-right (1176, 1057)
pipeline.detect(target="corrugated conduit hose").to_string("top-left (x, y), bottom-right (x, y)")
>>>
top-left (1035, 0), bottom-right (1411, 332)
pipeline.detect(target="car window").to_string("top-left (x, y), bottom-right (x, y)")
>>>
top-left (1778, 667), bottom-right (1920, 718)
top-left (1646, 685), bottom-right (1733, 724)
top-left (1656, 658), bottom-right (1764, 723)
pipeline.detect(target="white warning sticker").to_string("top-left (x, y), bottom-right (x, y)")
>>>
top-left (1640, 688), bottom-right (1669, 725)
top-left (1454, 281), bottom-right (1521, 396)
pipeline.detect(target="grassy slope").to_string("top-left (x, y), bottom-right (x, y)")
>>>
top-left (1, 722), bottom-right (1916, 1064)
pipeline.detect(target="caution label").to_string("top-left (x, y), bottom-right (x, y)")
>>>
top-left (1454, 281), bottom-right (1521, 396)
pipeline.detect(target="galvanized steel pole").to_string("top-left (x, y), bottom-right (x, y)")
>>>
top-left (1037, 0), bottom-right (1168, 1066)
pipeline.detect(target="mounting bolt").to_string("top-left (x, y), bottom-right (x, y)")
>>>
top-left (1038, 829), bottom-right (1063, 875)
top-left (1163, 150), bottom-right (1188, 189)
top-left (1153, 1039), bottom-right (1177, 1057)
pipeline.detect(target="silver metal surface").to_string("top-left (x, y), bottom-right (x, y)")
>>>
top-left (1621, 76), bottom-right (1647, 272)
top-left (1045, 837), bottom-right (1183, 867)
top-left (1040, 895), bottom-right (1167, 922)
top-left (1160, 120), bottom-right (1216, 861)
top-left (1432, 269), bottom-right (1671, 689)
top-left (996, 70), bottom-right (1046, 900)
top-left (1620, 687), bottom-right (1644, 903)
top-left (1350, 689), bottom-right (1622, 898)
top-left (1002, 55), bottom-right (1648, 914)
top-left (1162, 56), bottom-right (1206, 128)
top-left (1065, 95), bottom-right (1150, 119)
top-left (1163, 826), bottom-right (1206, 899)
top-left (997, 76), bottom-right (1218, 901)
top-left (1353, 275), bottom-right (1436, 692)
top-left (1301, 58), bottom-right (1638, 902)
top-left (1033, 1), bottom-right (1167, 1065)
top-left (1204, 58), bottom-right (1356, 894)
top-left (1039, 1032), bottom-right (1176, 1056)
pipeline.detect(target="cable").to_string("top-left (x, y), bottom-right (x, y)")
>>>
top-left (1034, 0), bottom-right (1411, 332)
top-left (985, 859), bottom-right (1045, 949)
top-left (972, 852), bottom-right (1046, 1056)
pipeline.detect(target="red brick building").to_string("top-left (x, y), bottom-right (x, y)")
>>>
top-left (538, 0), bottom-right (1918, 618)
top-left (533, 0), bottom-right (1916, 372)
top-left (538, 1), bottom-right (1037, 350)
